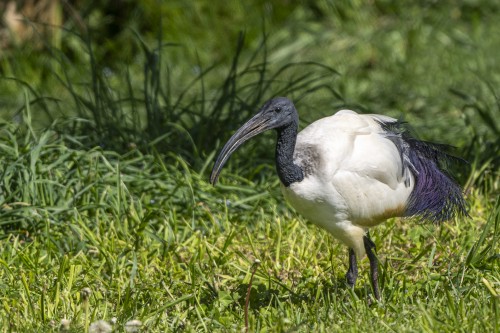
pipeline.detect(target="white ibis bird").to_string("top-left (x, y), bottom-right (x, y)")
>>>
top-left (210, 97), bottom-right (467, 300)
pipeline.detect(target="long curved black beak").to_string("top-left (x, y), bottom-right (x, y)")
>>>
top-left (210, 111), bottom-right (272, 185)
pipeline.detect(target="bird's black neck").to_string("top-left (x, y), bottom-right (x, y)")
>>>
top-left (275, 121), bottom-right (304, 187)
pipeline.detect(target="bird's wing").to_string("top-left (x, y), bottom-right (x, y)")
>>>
top-left (295, 110), bottom-right (414, 225)
top-left (297, 110), bottom-right (408, 187)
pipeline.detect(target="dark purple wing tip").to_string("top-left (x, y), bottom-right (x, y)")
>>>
top-left (405, 145), bottom-right (468, 222)
top-left (379, 120), bottom-right (468, 222)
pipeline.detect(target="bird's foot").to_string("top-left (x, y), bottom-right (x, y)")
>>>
top-left (345, 272), bottom-right (356, 288)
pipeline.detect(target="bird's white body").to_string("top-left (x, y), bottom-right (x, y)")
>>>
top-left (282, 110), bottom-right (414, 257)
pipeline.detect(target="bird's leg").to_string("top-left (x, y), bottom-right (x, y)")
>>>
top-left (345, 248), bottom-right (358, 287)
top-left (363, 233), bottom-right (380, 300)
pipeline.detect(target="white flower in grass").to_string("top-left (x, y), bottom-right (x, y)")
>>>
top-left (89, 320), bottom-right (112, 333)
top-left (81, 287), bottom-right (92, 301)
top-left (124, 319), bottom-right (143, 332)
top-left (60, 318), bottom-right (71, 331)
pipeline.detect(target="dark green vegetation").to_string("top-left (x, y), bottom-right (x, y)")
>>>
top-left (0, 1), bottom-right (498, 332)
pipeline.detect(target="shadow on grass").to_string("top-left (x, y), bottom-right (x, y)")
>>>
top-left (200, 274), bottom-right (376, 315)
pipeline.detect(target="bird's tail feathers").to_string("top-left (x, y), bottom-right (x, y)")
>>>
top-left (379, 120), bottom-right (468, 222)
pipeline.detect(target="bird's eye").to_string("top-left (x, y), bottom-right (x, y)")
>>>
top-left (275, 107), bottom-right (282, 113)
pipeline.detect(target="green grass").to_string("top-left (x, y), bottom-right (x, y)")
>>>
top-left (0, 104), bottom-right (498, 332)
top-left (0, 1), bottom-right (499, 332)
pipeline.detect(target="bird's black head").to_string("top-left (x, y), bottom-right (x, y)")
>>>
top-left (257, 97), bottom-right (298, 130)
top-left (210, 97), bottom-right (298, 185)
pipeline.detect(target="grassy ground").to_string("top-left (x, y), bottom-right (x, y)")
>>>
top-left (0, 121), bottom-right (497, 332)
top-left (0, 1), bottom-right (499, 332)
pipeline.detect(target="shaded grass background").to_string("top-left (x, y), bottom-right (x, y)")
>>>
top-left (0, 1), bottom-right (499, 332)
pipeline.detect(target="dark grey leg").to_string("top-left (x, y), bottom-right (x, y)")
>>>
top-left (363, 233), bottom-right (380, 300)
top-left (345, 248), bottom-right (358, 287)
